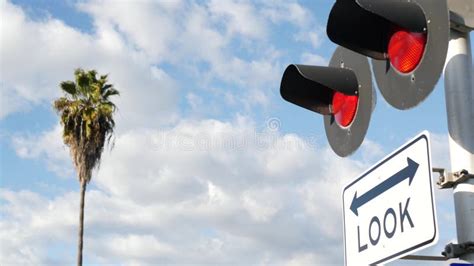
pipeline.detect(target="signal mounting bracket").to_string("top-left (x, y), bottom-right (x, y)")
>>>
top-left (408, 241), bottom-right (474, 261)
top-left (433, 168), bottom-right (474, 189)
top-left (442, 241), bottom-right (474, 259)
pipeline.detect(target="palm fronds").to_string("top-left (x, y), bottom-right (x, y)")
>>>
top-left (54, 68), bottom-right (119, 183)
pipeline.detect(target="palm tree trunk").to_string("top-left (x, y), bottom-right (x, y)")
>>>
top-left (77, 178), bottom-right (87, 266)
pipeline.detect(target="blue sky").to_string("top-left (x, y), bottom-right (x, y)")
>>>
top-left (0, 0), bottom-right (472, 265)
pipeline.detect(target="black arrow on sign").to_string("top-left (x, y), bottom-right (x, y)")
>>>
top-left (350, 157), bottom-right (419, 216)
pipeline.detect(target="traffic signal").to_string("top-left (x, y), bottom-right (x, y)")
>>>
top-left (280, 0), bottom-right (449, 156)
top-left (280, 46), bottom-right (374, 157)
top-left (327, 0), bottom-right (449, 109)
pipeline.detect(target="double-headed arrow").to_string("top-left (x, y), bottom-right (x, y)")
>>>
top-left (350, 157), bottom-right (419, 216)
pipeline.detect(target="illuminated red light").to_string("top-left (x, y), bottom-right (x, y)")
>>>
top-left (332, 91), bottom-right (358, 127)
top-left (388, 29), bottom-right (427, 73)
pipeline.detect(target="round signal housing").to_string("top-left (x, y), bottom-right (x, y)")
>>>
top-left (388, 29), bottom-right (427, 73)
top-left (332, 91), bottom-right (358, 127)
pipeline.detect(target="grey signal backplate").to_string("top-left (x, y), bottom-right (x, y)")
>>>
top-left (324, 46), bottom-right (374, 157)
top-left (366, 0), bottom-right (449, 109)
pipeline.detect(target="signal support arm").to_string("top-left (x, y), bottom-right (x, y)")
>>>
top-left (434, 168), bottom-right (474, 189)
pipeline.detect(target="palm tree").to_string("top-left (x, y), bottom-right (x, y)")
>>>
top-left (53, 68), bottom-right (119, 265)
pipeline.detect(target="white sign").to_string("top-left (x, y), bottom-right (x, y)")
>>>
top-left (342, 132), bottom-right (438, 265)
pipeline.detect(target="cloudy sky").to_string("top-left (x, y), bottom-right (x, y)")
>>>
top-left (0, 0), bottom-right (472, 265)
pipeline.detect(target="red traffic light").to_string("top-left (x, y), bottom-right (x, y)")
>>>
top-left (388, 29), bottom-right (427, 73)
top-left (280, 47), bottom-right (373, 157)
top-left (332, 92), bottom-right (359, 127)
top-left (327, 0), bottom-right (449, 109)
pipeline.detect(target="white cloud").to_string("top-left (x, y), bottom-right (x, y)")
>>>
top-left (207, 0), bottom-right (268, 40)
top-left (1, 0), bottom-right (328, 121)
top-left (359, 138), bottom-right (386, 164)
top-left (0, 189), bottom-right (77, 265)
top-left (0, 1), bottom-right (366, 265)
top-left (11, 124), bottom-right (73, 178)
top-left (0, 83), bottom-right (30, 119)
top-left (76, 0), bottom-right (323, 113)
top-left (300, 52), bottom-right (328, 66)
top-left (295, 30), bottom-right (324, 49)
top-left (261, 1), bottom-right (313, 28)
top-left (242, 187), bottom-right (283, 223)
top-left (261, 1), bottom-right (324, 49)
top-left (282, 252), bottom-right (327, 266)
top-left (77, 1), bottom-right (183, 62)
top-left (430, 132), bottom-right (450, 171)
top-left (0, 0), bottom-right (179, 128)
top-left (1, 117), bottom-right (367, 265)
top-left (2, 119), bottom-right (458, 265)
top-left (0, 0), bottom-right (91, 117)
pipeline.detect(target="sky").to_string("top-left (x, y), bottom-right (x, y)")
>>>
top-left (0, 0), bottom-right (473, 265)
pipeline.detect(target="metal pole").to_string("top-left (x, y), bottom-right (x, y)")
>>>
top-left (444, 29), bottom-right (474, 262)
